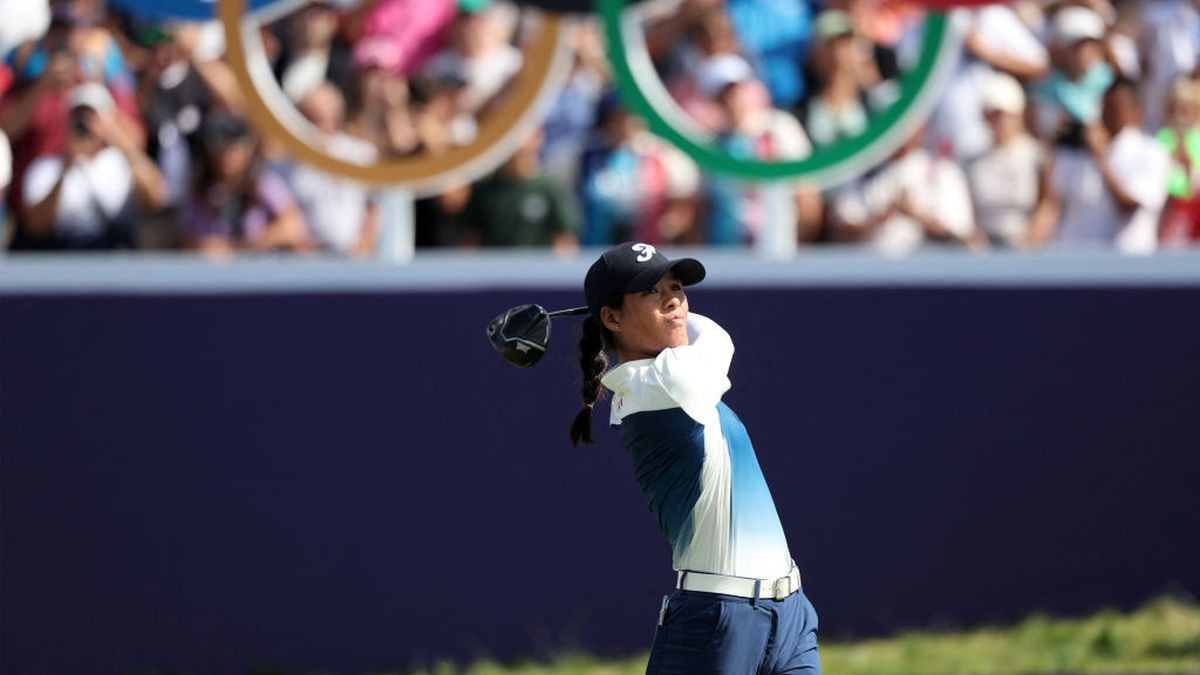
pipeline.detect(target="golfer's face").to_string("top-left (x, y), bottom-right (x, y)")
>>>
top-left (617, 272), bottom-right (690, 357)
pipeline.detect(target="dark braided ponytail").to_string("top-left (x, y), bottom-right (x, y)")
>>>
top-left (569, 314), bottom-right (612, 446)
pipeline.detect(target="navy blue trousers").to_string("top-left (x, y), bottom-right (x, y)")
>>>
top-left (645, 589), bottom-right (820, 675)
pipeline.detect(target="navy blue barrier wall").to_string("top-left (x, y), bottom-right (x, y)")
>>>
top-left (3, 287), bottom-right (1199, 674)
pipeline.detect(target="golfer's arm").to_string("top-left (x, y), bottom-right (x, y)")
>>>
top-left (653, 315), bottom-right (733, 424)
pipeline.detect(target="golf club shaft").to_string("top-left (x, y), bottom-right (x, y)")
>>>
top-left (547, 306), bottom-right (589, 318)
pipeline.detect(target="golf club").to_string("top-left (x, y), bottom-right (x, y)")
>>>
top-left (487, 304), bottom-right (589, 368)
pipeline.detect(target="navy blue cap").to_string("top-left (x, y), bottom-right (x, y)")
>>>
top-left (584, 243), bottom-right (705, 319)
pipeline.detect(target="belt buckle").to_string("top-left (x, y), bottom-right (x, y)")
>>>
top-left (772, 575), bottom-right (793, 601)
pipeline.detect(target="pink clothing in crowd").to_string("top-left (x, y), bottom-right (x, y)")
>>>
top-left (353, 0), bottom-right (457, 76)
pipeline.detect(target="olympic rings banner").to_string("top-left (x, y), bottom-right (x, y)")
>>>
top-left (104, 0), bottom-right (1009, 189)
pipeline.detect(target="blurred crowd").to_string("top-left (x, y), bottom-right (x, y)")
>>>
top-left (2, 0), bottom-right (1200, 256)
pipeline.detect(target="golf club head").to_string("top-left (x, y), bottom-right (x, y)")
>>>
top-left (487, 304), bottom-right (552, 368)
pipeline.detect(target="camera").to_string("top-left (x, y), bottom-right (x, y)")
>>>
top-left (69, 111), bottom-right (91, 139)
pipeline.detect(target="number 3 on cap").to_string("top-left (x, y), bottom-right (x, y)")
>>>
top-left (632, 243), bottom-right (657, 262)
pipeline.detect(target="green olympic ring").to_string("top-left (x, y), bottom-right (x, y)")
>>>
top-left (598, 0), bottom-right (957, 185)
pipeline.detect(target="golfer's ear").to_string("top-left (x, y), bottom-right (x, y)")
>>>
top-left (600, 306), bottom-right (620, 333)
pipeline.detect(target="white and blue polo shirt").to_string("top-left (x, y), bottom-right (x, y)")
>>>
top-left (600, 313), bottom-right (793, 580)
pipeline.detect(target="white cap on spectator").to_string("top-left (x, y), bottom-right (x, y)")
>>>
top-left (814, 10), bottom-right (855, 43)
top-left (68, 82), bottom-right (116, 114)
top-left (696, 54), bottom-right (754, 98)
top-left (981, 72), bottom-right (1026, 114)
top-left (1053, 6), bottom-right (1105, 45)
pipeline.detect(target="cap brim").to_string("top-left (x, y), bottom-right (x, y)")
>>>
top-left (1060, 32), bottom-right (1103, 45)
top-left (671, 258), bottom-right (706, 286)
top-left (817, 29), bottom-right (854, 42)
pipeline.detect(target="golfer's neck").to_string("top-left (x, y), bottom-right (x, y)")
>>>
top-left (617, 348), bottom-right (661, 364)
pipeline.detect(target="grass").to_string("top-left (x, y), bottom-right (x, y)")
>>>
top-left (815, 595), bottom-right (1200, 675)
top-left (397, 595), bottom-right (1200, 675)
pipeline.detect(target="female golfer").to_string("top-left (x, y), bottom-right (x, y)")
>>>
top-left (570, 242), bottom-right (819, 674)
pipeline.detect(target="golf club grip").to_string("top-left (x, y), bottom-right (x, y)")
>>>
top-left (547, 306), bottom-right (589, 318)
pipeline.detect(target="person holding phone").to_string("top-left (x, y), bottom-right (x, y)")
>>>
top-left (1029, 7), bottom-right (1114, 144)
top-left (1028, 79), bottom-right (1170, 254)
top-left (0, 4), bottom-right (145, 249)
top-left (21, 83), bottom-right (166, 248)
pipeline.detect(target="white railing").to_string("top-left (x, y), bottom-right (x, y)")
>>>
top-left (3, 247), bottom-right (1200, 294)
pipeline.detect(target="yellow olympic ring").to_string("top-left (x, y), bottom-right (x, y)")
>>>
top-left (218, 0), bottom-right (574, 191)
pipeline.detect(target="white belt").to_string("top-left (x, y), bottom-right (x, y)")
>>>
top-left (677, 567), bottom-right (802, 601)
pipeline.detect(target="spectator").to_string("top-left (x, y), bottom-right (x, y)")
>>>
top-left (698, 54), bottom-right (821, 246)
top-left (645, 0), bottom-right (799, 111)
top-left (183, 113), bottom-right (311, 253)
top-left (409, 74), bottom-right (474, 248)
top-left (346, 53), bottom-right (420, 156)
top-left (4, 0), bottom-right (1198, 257)
top-left (161, 22), bottom-right (244, 113)
top-left (1157, 77), bottom-right (1200, 247)
top-left (832, 125), bottom-right (979, 256)
top-left (966, 73), bottom-right (1045, 249)
top-left (21, 82), bottom-right (166, 248)
top-left (21, 0), bottom-right (137, 92)
top-left (458, 128), bottom-right (579, 251)
top-left (1029, 79), bottom-right (1170, 254)
top-left (413, 68), bottom-right (477, 151)
top-left (541, 20), bottom-right (610, 186)
top-left (1138, 0), bottom-right (1200, 132)
top-left (660, 7), bottom-right (770, 133)
top-left (577, 93), bottom-right (700, 246)
top-left (1, 0), bottom-right (145, 248)
top-left (1106, 1), bottom-right (1143, 79)
top-left (929, 3), bottom-right (1049, 161)
top-left (796, 10), bottom-right (880, 148)
top-left (836, 0), bottom-right (923, 52)
top-left (423, 2), bottom-right (522, 116)
top-left (129, 21), bottom-right (239, 248)
top-left (819, 0), bottom-right (905, 109)
top-left (1030, 6), bottom-right (1115, 141)
top-left (724, 0), bottom-right (813, 108)
top-left (290, 82), bottom-right (379, 257)
top-left (413, 185), bottom-right (470, 248)
top-left (273, 0), bottom-right (356, 104)
top-left (352, 0), bottom-right (456, 78)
